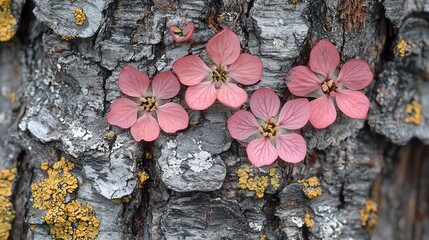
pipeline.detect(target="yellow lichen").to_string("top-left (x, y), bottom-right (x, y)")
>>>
top-left (360, 200), bottom-right (377, 230)
top-left (304, 211), bottom-right (314, 228)
top-left (73, 8), bottom-right (86, 26)
top-left (138, 171), bottom-right (149, 189)
top-left (31, 157), bottom-right (78, 210)
top-left (298, 177), bottom-right (323, 199)
top-left (237, 165), bottom-right (280, 198)
top-left (0, 168), bottom-right (16, 239)
top-left (60, 34), bottom-right (77, 41)
top-left (44, 200), bottom-right (100, 240)
top-left (404, 100), bottom-right (422, 125)
top-left (31, 157), bottom-right (100, 240)
top-left (0, 0), bottom-right (17, 42)
top-left (8, 92), bottom-right (15, 103)
top-left (290, 0), bottom-right (300, 3)
top-left (396, 39), bottom-right (408, 57)
top-left (260, 234), bottom-right (267, 240)
top-left (145, 151), bottom-right (152, 160)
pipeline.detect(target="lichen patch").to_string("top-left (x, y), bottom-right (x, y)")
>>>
top-left (298, 176), bottom-right (323, 199)
top-left (0, 0), bottom-right (17, 41)
top-left (360, 200), bottom-right (377, 230)
top-left (0, 168), bottom-right (16, 239)
top-left (73, 8), bottom-right (86, 26)
top-left (396, 39), bottom-right (409, 57)
top-left (404, 100), bottom-right (422, 125)
top-left (237, 166), bottom-right (280, 198)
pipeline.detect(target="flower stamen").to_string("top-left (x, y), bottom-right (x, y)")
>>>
top-left (321, 79), bottom-right (337, 94)
top-left (259, 121), bottom-right (278, 139)
top-left (140, 96), bottom-right (157, 111)
top-left (212, 67), bottom-right (228, 85)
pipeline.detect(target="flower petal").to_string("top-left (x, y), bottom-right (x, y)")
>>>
top-left (278, 98), bottom-right (310, 130)
top-left (206, 28), bottom-right (240, 66)
top-left (335, 90), bottom-right (370, 119)
top-left (172, 55), bottom-right (211, 86)
top-left (309, 95), bottom-right (337, 129)
top-left (309, 39), bottom-right (340, 78)
top-left (286, 66), bottom-right (322, 97)
top-left (185, 81), bottom-right (217, 110)
top-left (152, 70), bottom-right (180, 99)
top-left (118, 65), bottom-right (150, 97)
top-left (130, 113), bottom-right (160, 142)
top-left (276, 133), bottom-right (307, 163)
top-left (216, 83), bottom-right (248, 108)
top-left (106, 98), bottom-right (139, 128)
top-left (227, 110), bottom-right (259, 141)
top-left (246, 138), bottom-right (278, 167)
top-left (169, 22), bottom-right (194, 43)
top-left (249, 87), bottom-right (280, 121)
top-left (228, 53), bottom-right (263, 85)
top-left (156, 102), bottom-right (189, 133)
top-left (337, 59), bottom-right (373, 90)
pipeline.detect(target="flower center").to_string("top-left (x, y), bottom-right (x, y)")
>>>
top-left (321, 79), bottom-right (337, 94)
top-left (172, 26), bottom-right (188, 38)
top-left (212, 66), bottom-right (228, 85)
top-left (140, 96), bottom-right (157, 112)
top-left (259, 121), bottom-right (278, 139)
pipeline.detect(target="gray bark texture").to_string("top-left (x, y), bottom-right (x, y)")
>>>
top-left (1, 0), bottom-right (429, 239)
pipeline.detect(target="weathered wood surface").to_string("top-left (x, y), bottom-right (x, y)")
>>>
top-left (0, 0), bottom-right (428, 239)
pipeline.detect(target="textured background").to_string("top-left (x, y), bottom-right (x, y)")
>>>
top-left (0, 0), bottom-right (428, 239)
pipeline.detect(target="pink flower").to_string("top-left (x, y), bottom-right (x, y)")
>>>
top-left (286, 39), bottom-right (373, 129)
top-left (106, 66), bottom-right (189, 142)
top-left (172, 28), bottom-right (263, 110)
top-left (169, 21), bottom-right (194, 43)
top-left (227, 88), bottom-right (310, 167)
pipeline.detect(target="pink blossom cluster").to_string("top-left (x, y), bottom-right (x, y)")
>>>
top-left (106, 24), bottom-right (373, 168)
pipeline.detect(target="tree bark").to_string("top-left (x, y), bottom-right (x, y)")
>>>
top-left (0, 0), bottom-right (428, 239)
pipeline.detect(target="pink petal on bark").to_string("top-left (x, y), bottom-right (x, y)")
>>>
top-left (169, 22), bottom-right (194, 43)
top-left (106, 98), bottom-right (139, 128)
top-left (246, 138), bottom-right (278, 167)
top-left (309, 39), bottom-right (340, 78)
top-left (276, 133), bottom-right (307, 163)
top-left (152, 70), bottom-right (180, 99)
top-left (286, 66), bottom-right (322, 97)
top-left (227, 110), bottom-right (259, 141)
top-left (337, 59), bottom-right (373, 90)
top-left (118, 65), bottom-right (150, 97)
top-left (335, 90), bottom-right (370, 119)
top-left (185, 81), bottom-right (217, 110)
top-left (216, 82), bottom-right (248, 108)
top-left (249, 87), bottom-right (280, 121)
top-left (156, 102), bottom-right (189, 133)
top-left (278, 98), bottom-right (310, 130)
top-left (172, 55), bottom-right (211, 86)
top-left (206, 28), bottom-right (240, 66)
top-left (130, 113), bottom-right (160, 142)
top-left (309, 95), bottom-right (337, 129)
top-left (228, 53), bottom-right (263, 85)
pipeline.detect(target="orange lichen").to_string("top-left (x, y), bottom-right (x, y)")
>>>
top-left (0, 168), bottom-right (16, 239)
top-left (304, 211), bottom-right (314, 228)
top-left (339, 0), bottom-right (368, 32)
top-left (31, 157), bottom-right (100, 240)
top-left (0, 0), bottom-right (17, 41)
top-left (360, 200), bottom-right (377, 230)
top-left (31, 157), bottom-right (78, 210)
top-left (61, 34), bottom-right (78, 41)
top-left (237, 165), bottom-right (280, 198)
top-left (396, 39), bottom-right (408, 57)
top-left (44, 200), bottom-right (100, 239)
top-left (138, 171), bottom-right (149, 189)
top-left (404, 100), bottom-right (422, 125)
top-left (8, 92), bottom-right (15, 103)
top-left (298, 177), bottom-right (322, 199)
top-left (73, 8), bottom-right (86, 26)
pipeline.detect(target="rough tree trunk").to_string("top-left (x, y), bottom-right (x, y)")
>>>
top-left (0, 0), bottom-right (428, 239)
